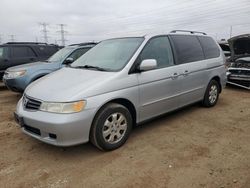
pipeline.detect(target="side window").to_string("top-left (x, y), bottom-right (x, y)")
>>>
top-left (26, 47), bottom-right (36, 57)
top-left (170, 35), bottom-right (204, 64)
top-left (68, 48), bottom-right (90, 61)
top-left (198, 36), bottom-right (220, 59)
top-left (0, 47), bottom-right (8, 59)
top-left (139, 36), bottom-right (174, 68)
top-left (11, 47), bottom-right (36, 58)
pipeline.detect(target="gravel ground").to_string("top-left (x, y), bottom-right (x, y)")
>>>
top-left (0, 83), bottom-right (249, 188)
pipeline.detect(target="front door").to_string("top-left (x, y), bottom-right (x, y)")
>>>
top-left (136, 36), bottom-right (184, 122)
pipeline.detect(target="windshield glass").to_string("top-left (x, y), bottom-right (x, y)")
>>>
top-left (71, 37), bottom-right (144, 71)
top-left (48, 47), bottom-right (74, 62)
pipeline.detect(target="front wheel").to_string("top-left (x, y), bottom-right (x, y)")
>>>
top-left (90, 103), bottom-right (132, 151)
top-left (202, 80), bottom-right (220, 107)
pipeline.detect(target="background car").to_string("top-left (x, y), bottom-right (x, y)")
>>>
top-left (0, 42), bottom-right (60, 79)
top-left (227, 34), bottom-right (250, 89)
top-left (3, 42), bottom-right (96, 92)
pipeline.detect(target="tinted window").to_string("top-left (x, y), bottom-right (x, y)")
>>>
top-left (170, 35), bottom-right (204, 64)
top-left (11, 47), bottom-right (36, 58)
top-left (139, 36), bottom-right (174, 68)
top-left (0, 47), bottom-right (8, 58)
top-left (37, 46), bottom-right (59, 57)
top-left (26, 47), bottom-right (36, 57)
top-left (68, 48), bottom-right (90, 61)
top-left (198, 36), bottom-right (220, 59)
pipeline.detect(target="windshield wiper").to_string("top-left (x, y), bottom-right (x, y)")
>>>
top-left (71, 65), bottom-right (107, 71)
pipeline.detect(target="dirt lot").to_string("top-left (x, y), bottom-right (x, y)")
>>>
top-left (0, 83), bottom-right (249, 188)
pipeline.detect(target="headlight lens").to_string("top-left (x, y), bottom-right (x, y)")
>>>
top-left (5, 70), bottom-right (26, 79)
top-left (40, 100), bottom-right (86, 113)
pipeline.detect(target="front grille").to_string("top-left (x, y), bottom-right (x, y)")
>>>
top-left (24, 125), bottom-right (41, 136)
top-left (23, 95), bottom-right (41, 110)
top-left (229, 69), bottom-right (250, 76)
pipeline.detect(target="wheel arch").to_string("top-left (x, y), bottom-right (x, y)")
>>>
top-left (92, 98), bottom-right (137, 128)
top-left (210, 76), bottom-right (222, 93)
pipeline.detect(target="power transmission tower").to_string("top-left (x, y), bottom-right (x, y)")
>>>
top-left (39, 22), bottom-right (49, 43)
top-left (57, 24), bottom-right (68, 46)
top-left (9, 35), bottom-right (15, 42)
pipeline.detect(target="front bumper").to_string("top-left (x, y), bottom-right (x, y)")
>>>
top-left (2, 76), bottom-right (27, 92)
top-left (15, 97), bottom-right (96, 146)
top-left (227, 68), bottom-right (250, 89)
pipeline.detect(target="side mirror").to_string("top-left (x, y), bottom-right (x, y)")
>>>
top-left (139, 59), bottom-right (157, 72)
top-left (63, 57), bottom-right (74, 65)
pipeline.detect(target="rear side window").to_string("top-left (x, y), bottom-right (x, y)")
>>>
top-left (11, 47), bottom-right (36, 58)
top-left (38, 46), bottom-right (59, 57)
top-left (139, 36), bottom-right (174, 68)
top-left (170, 35), bottom-right (204, 64)
top-left (198, 36), bottom-right (220, 59)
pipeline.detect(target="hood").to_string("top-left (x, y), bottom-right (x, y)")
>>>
top-left (228, 34), bottom-right (250, 60)
top-left (25, 67), bottom-right (117, 102)
top-left (7, 61), bottom-right (59, 72)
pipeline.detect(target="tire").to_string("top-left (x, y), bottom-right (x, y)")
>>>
top-left (90, 103), bottom-right (132, 151)
top-left (202, 79), bottom-right (220, 107)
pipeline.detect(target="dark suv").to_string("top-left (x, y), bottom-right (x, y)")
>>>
top-left (0, 42), bottom-right (60, 79)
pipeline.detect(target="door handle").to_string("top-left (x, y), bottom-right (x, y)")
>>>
top-left (171, 73), bottom-right (179, 80)
top-left (183, 70), bottom-right (189, 77)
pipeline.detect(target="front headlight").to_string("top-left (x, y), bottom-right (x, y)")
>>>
top-left (40, 100), bottom-right (86, 113)
top-left (5, 70), bottom-right (26, 79)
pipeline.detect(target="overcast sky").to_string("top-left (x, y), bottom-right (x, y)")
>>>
top-left (0, 0), bottom-right (250, 45)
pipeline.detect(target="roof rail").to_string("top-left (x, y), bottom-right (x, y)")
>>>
top-left (69, 42), bottom-right (98, 46)
top-left (5, 42), bottom-right (50, 45)
top-left (170, 30), bottom-right (207, 35)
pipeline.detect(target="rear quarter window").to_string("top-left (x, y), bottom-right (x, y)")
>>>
top-left (170, 35), bottom-right (204, 64)
top-left (198, 36), bottom-right (220, 59)
top-left (11, 46), bottom-right (36, 58)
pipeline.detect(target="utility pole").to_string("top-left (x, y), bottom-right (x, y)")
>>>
top-left (57, 24), bottom-right (67, 46)
top-left (39, 22), bottom-right (49, 43)
top-left (229, 25), bottom-right (233, 38)
top-left (9, 35), bottom-right (15, 42)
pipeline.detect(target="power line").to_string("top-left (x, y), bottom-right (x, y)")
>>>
top-left (39, 22), bottom-right (49, 43)
top-left (57, 24), bottom-right (68, 46)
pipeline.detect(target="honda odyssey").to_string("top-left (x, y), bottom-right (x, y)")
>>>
top-left (15, 30), bottom-right (227, 151)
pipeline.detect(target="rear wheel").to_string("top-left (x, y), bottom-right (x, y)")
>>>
top-left (90, 103), bottom-right (132, 151)
top-left (202, 80), bottom-right (220, 107)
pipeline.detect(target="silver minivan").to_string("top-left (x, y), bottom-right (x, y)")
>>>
top-left (15, 31), bottom-right (227, 151)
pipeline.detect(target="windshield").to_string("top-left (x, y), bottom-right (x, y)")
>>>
top-left (71, 37), bottom-right (144, 71)
top-left (47, 47), bottom-right (74, 62)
